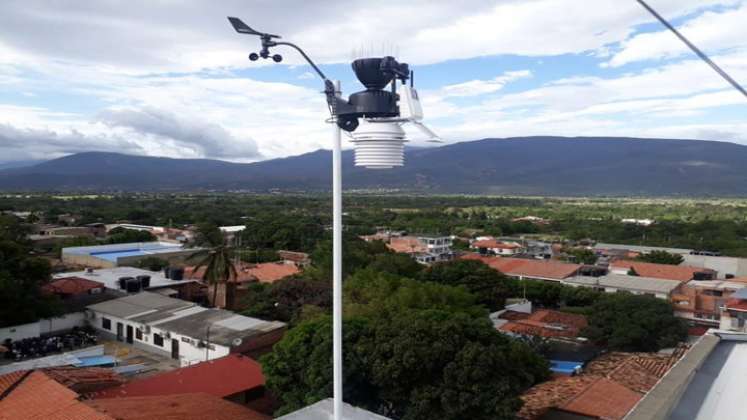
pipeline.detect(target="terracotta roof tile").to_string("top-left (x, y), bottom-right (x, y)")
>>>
top-left (499, 310), bottom-right (587, 338)
top-left (0, 370), bottom-right (27, 395)
top-left (43, 367), bottom-right (125, 394)
top-left (85, 393), bottom-right (270, 420)
top-left (92, 354), bottom-right (264, 399)
top-left (559, 377), bottom-right (642, 419)
top-left (0, 371), bottom-right (112, 420)
top-left (611, 260), bottom-right (711, 281)
top-left (386, 237), bottom-right (427, 254)
top-left (461, 255), bottom-right (580, 280)
top-left (518, 375), bottom-right (601, 419)
top-left (42, 277), bottom-right (105, 296)
top-left (726, 298), bottom-right (747, 312)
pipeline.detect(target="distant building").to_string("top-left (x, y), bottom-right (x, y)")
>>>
top-left (512, 215), bottom-right (550, 225)
top-left (609, 260), bottom-right (715, 281)
top-left (719, 288), bottom-right (747, 332)
top-left (470, 238), bottom-right (525, 256)
top-left (42, 276), bottom-right (106, 299)
top-left (463, 254), bottom-right (581, 282)
top-left (621, 218), bottom-right (655, 226)
top-left (563, 274), bottom-right (682, 300)
top-left (383, 234), bottom-right (454, 265)
top-left (62, 242), bottom-right (200, 268)
top-left (672, 278), bottom-right (747, 326)
top-left (498, 307), bottom-right (588, 340)
top-left (86, 292), bottom-right (286, 364)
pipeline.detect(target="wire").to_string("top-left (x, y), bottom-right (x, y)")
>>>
top-left (636, 0), bottom-right (747, 99)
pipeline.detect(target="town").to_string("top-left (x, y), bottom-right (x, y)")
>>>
top-left (1, 194), bottom-right (746, 419)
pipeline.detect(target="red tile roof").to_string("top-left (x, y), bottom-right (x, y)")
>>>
top-left (559, 377), bottom-right (642, 419)
top-left (85, 393), bottom-right (270, 420)
top-left (462, 255), bottom-right (580, 280)
top-left (518, 350), bottom-right (685, 420)
top-left (42, 277), bottom-right (104, 296)
top-left (0, 371), bottom-right (112, 420)
top-left (725, 298), bottom-right (747, 312)
top-left (610, 260), bottom-right (710, 281)
top-left (499, 309), bottom-right (588, 338)
top-left (92, 354), bottom-right (264, 399)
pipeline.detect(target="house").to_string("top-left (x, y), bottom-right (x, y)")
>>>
top-left (621, 218), bottom-right (655, 226)
top-left (562, 274), bottom-right (683, 300)
top-left (470, 238), bottom-right (524, 256)
top-left (463, 254), bottom-right (581, 282)
top-left (91, 354), bottom-right (268, 406)
top-left (498, 309), bottom-right (588, 340)
top-left (512, 216), bottom-right (550, 225)
top-left (385, 235), bottom-right (454, 265)
top-left (86, 293), bottom-right (286, 364)
top-left (671, 278), bottom-right (747, 326)
top-left (277, 398), bottom-right (392, 420)
top-left (682, 253), bottom-right (747, 278)
top-left (277, 250), bottom-right (311, 267)
top-left (519, 350), bottom-right (685, 419)
top-left (54, 266), bottom-right (202, 301)
top-left (609, 260), bottom-right (715, 281)
top-left (42, 277), bottom-right (106, 298)
top-left (719, 288), bottom-right (747, 332)
top-left (61, 242), bottom-right (201, 268)
top-left (0, 368), bottom-right (266, 420)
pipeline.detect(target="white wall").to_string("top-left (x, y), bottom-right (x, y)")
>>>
top-left (0, 322), bottom-right (40, 342)
top-left (89, 309), bottom-right (230, 365)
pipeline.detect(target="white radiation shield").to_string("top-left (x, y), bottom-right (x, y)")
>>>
top-left (349, 120), bottom-right (407, 169)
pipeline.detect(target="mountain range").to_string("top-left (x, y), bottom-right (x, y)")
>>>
top-left (2, 136), bottom-right (747, 196)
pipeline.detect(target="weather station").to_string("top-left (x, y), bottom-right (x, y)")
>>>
top-left (228, 16), bottom-right (440, 420)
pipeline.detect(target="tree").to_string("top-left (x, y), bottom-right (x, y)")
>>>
top-left (583, 293), bottom-right (687, 352)
top-left (137, 256), bottom-right (169, 272)
top-left (189, 223), bottom-right (236, 308)
top-left (262, 272), bottom-right (550, 419)
top-left (564, 248), bottom-right (598, 265)
top-left (636, 250), bottom-right (684, 265)
top-left (240, 276), bottom-right (331, 323)
top-left (0, 240), bottom-right (62, 327)
top-left (417, 260), bottom-right (511, 311)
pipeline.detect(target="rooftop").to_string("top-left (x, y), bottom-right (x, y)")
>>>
top-left (499, 309), bottom-right (587, 339)
top-left (471, 239), bottom-right (522, 249)
top-left (277, 398), bottom-right (392, 420)
top-left (593, 243), bottom-right (693, 255)
top-left (55, 266), bottom-right (196, 292)
top-left (0, 370), bottom-right (113, 420)
top-left (564, 273), bottom-right (682, 295)
top-left (610, 260), bottom-right (712, 281)
top-left (386, 236), bottom-right (428, 254)
top-left (62, 241), bottom-right (192, 263)
top-left (86, 392), bottom-right (270, 420)
top-left (42, 276), bottom-right (105, 296)
top-left (186, 261), bottom-right (300, 284)
top-left (92, 354), bottom-right (264, 399)
top-left (463, 254), bottom-right (581, 280)
top-left (87, 292), bottom-right (285, 347)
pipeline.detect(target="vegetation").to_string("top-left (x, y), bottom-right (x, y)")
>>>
top-left (105, 226), bottom-right (156, 244)
top-left (262, 271), bottom-right (550, 419)
top-left (582, 293), bottom-right (687, 352)
top-left (188, 224), bottom-right (237, 307)
top-left (636, 250), bottom-right (684, 265)
top-left (0, 215), bottom-right (62, 327)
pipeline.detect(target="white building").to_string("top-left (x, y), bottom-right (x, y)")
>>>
top-left (55, 266), bottom-right (197, 297)
top-left (562, 274), bottom-right (682, 300)
top-left (86, 292), bottom-right (286, 366)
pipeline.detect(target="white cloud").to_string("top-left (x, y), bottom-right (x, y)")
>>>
top-left (441, 70), bottom-right (531, 97)
top-left (606, 2), bottom-right (747, 68)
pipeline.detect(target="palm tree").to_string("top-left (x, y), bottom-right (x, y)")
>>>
top-left (189, 223), bottom-right (237, 308)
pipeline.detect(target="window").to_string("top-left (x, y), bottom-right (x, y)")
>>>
top-left (153, 333), bottom-right (164, 347)
top-left (102, 317), bottom-right (111, 330)
top-left (136, 328), bottom-right (142, 341)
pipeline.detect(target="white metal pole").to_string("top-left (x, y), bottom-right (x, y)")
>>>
top-left (332, 79), bottom-right (344, 420)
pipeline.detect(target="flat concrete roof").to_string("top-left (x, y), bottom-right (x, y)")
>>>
top-left (55, 266), bottom-right (196, 292)
top-left (594, 243), bottom-right (693, 255)
top-left (277, 398), bottom-right (391, 420)
top-left (87, 292), bottom-right (195, 319)
top-left (564, 273), bottom-right (681, 294)
top-left (154, 308), bottom-right (285, 347)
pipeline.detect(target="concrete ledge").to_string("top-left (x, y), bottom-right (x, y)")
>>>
top-left (625, 334), bottom-right (720, 420)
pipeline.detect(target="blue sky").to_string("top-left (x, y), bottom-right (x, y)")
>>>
top-left (0, 0), bottom-right (745, 162)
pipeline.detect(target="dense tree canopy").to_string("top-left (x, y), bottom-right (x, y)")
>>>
top-left (583, 293), bottom-right (687, 352)
top-left (418, 259), bottom-right (511, 311)
top-left (262, 272), bottom-right (550, 419)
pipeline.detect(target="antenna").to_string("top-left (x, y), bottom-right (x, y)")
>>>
top-left (635, 0), bottom-right (747, 99)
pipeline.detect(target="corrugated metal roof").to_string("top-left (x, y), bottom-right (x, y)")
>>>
top-left (277, 398), bottom-right (391, 420)
top-left (564, 274), bottom-right (682, 294)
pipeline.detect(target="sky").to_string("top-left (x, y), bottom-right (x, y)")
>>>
top-left (0, 0), bottom-right (745, 163)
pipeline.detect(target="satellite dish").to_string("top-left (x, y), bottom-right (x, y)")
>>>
top-left (232, 338), bottom-right (243, 347)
